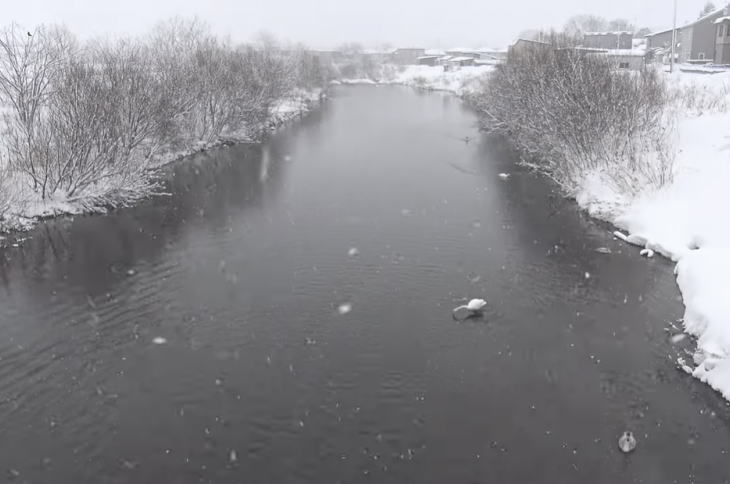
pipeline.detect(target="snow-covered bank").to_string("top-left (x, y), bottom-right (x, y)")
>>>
top-left (0, 88), bottom-right (323, 235)
top-left (577, 70), bottom-right (730, 399)
top-left (337, 64), bottom-right (494, 96)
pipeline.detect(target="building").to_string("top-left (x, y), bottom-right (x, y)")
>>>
top-left (678, 6), bottom-right (729, 62)
top-left (645, 27), bottom-right (680, 52)
top-left (445, 48), bottom-right (481, 59)
top-left (476, 47), bottom-right (508, 62)
top-left (447, 56), bottom-right (476, 67)
top-left (716, 15), bottom-right (730, 64)
top-left (391, 48), bottom-right (426, 65)
top-left (647, 5), bottom-right (730, 63)
top-left (507, 39), bottom-right (551, 61)
top-left (583, 32), bottom-right (633, 50)
top-left (605, 53), bottom-right (647, 70)
top-left (417, 55), bottom-right (439, 66)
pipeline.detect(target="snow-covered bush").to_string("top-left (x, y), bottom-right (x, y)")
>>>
top-left (470, 47), bottom-right (674, 197)
top-left (0, 19), bottom-right (329, 225)
top-left (667, 76), bottom-right (730, 114)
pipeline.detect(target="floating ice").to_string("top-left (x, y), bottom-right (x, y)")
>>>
top-left (152, 337), bottom-right (167, 345)
top-left (595, 247), bottom-right (612, 254)
top-left (498, 173), bottom-right (510, 180)
top-left (126, 269), bottom-right (136, 276)
top-left (618, 431), bottom-right (636, 453)
top-left (338, 303), bottom-right (352, 315)
top-left (453, 298), bottom-right (487, 316)
top-left (584, 272), bottom-right (591, 279)
top-left (400, 208), bottom-right (412, 216)
top-left (640, 248), bottom-right (655, 258)
top-left (671, 333), bottom-right (687, 344)
top-left (347, 247), bottom-right (359, 257)
top-left (229, 449), bottom-right (238, 463)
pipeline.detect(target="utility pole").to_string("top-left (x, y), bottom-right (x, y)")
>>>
top-left (670, 0), bottom-right (678, 72)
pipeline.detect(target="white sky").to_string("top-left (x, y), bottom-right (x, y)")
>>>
top-left (3, 0), bottom-right (722, 49)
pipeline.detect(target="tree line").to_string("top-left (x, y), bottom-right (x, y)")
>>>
top-left (0, 18), bottom-right (330, 207)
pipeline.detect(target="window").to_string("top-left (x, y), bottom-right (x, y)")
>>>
top-left (618, 62), bottom-right (630, 69)
top-left (720, 25), bottom-right (725, 37)
top-left (699, 52), bottom-right (706, 59)
top-left (727, 25), bottom-right (730, 36)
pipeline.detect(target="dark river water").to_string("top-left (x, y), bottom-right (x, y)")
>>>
top-left (1, 85), bottom-right (729, 483)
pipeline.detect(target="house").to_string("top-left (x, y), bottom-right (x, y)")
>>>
top-left (391, 48), bottom-right (426, 65)
top-left (678, 6), bottom-right (729, 62)
top-left (604, 52), bottom-right (647, 70)
top-left (445, 48), bottom-right (481, 59)
top-left (448, 56), bottom-right (476, 67)
top-left (476, 47), bottom-right (508, 62)
top-left (647, 5), bottom-right (730, 63)
top-left (715, 14), bottom-right (730, 64)
top-left (582, 32), bottom-right (633, 50)
top-left (507, 39), bottom-right (551, 61)
top-left (645, 27), bottom-right (680, 53)
top-left (417, 55), bottom-right (439, 66)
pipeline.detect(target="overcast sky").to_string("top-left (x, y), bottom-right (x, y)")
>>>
top-left (4, 0), bottom-right (722, 49)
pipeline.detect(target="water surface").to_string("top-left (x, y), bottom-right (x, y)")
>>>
top-left (0, 85), bottom-right (728, 483)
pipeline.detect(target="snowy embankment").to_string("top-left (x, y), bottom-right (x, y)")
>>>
top-left (577, 70), bottom-right (730, 399)
top-left (337, 64), bottom-right (494, 96)
top-left (0, 88), bottom-right (322, 235)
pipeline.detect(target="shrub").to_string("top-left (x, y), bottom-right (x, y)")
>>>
top-left (470, 46), bottom-right (674, 196)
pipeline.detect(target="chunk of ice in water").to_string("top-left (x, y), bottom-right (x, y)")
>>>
top-left (618, 431), bottom-right (636, 453)
top-left (498, 173), bottom-right (510, 180)
top-left (152, 337), bottom-right (167, 345)
top-left (229, 449), bottom-right (238, 463)
top-left (400, 208), bottom-right (412, 216)
top-left (584, 272), bottom-right (591, 279)
top-left (338, 303), bottom-right (352, 315)
top-left (347, 247), bottom-right (359, 257)
top-left (671, 333), bottom-right (687, 344)
top-left (595, 247), bottom-right (611, 254)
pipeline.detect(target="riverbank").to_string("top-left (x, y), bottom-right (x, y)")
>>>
top-left (575, 70), bottom-right (730, 399)
top-left (336, 64), bottom-right (493, 96)
top-left (0, 88), bottom-right (323, 237)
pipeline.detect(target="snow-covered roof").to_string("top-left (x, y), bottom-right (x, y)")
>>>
top-left (603, 48), bottom-right (647, 56)
top-left (449, 56), bottom-right (476, 62)
top-left (424, 49), bottom-right (445, 56)
top-left (477, 46), bottom-right (507, 53)
top-left (513, 38), bottom-right (550, 45)
top-left (645, 27), bottom-right (680, 37)
top-left (417, 55), bottom-right (439, 60)
top-left (714, 16), bottom-right (730, 24)
top-left (584, 31), bottom-right (632, 36)
top-left (446, 47), bottom-right (480, 53)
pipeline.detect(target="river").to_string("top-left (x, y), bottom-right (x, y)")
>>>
top-left (0, 85), bottom-right (729, 483)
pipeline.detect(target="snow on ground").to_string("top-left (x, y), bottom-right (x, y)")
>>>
top-left (577, 70), bottom-right (730, 399)
top-left (390, 65), bottom-right (494, 95)
top-left (337, 64), bottom-right (494, 96)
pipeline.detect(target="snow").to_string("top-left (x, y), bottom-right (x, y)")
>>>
top-left (576, 70), bottom-right (730, 400)
top-left (338, 65), bottom-right (493, 96)
top-left (389, 65), bottom-right (493, 95)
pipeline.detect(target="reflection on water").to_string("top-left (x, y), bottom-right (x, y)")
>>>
top-left (0, 86), bottom-right (727, 484)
